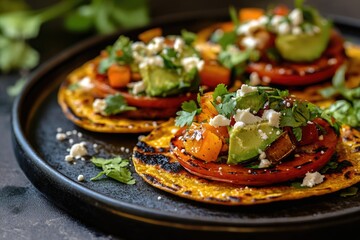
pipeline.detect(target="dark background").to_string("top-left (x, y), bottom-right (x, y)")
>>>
top-left (1, 0), bottom-right (360, 239)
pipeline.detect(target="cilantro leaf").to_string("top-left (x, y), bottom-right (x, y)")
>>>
top-left (217, 31), bottom-right (237, 50)
top-left (212, 83), bottom-right (229, 101)
top-left (175, 100), bottom-right (201, 127)
top-left (340, 186), bottom-right (358, 197)
top-left (161, 48), bottom-right (180, 70)
top-left (214, 95), bottom-right (236, 118)
top-left (181, 29), bottom-right (197, 45)
top-left (218, 47), bottom-right (258, 76)
top-left (319, 64), bottom-right (360, 127)
top-left (90, 156), bottom-right (136, 184)
top-left (229, 6), bottom-right (239, 27)
top-left (292, 127), bottom-right (302, 142)
top-left (236, 92), bottom-right (267, 113)
top-left (103, 94), bottom-right (136, 115)
top-left (181, 100), bottom-right (198, 112)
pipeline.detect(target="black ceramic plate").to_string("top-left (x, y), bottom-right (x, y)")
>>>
top-left (11, 10), bottom-right (360, 240)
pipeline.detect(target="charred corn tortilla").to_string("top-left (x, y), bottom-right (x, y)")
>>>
top-left (132, 119), bottom-right (360, 205)
top-left (58, 58), bottom-right (164, 133)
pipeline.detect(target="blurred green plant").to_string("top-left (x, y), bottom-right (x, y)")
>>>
top-left (0, 0), bottom-right (149, 73)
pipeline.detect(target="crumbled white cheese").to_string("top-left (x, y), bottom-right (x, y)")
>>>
top-left (146, 36), bottom-right (165, 55)
top-left (78, 77), bottom-right (94, 90)
top-left (277, 22), bottom-right (291, 35)
top-left (262, 76), bottom-right (271, 83)
top-left (56, 133), bottom-right (67, 141)
top-left (131, 80), bottom-right (146, 95)
top-left (292, 26), bottom-right (302, 35)
top-left (173, 37), bottom-right (185, 52)
top-left (249, 72), bottom-right (261, 86)
top-left (328, 58), bottom-right (337, 65)
top-left (258, 15), bottom-right (269, 25)
top-left (131, 41), bottom-right (146, 51)
top-left (93, 98), bottom-right (107, 115)
top-left (209, 115), bottom-right (231, 127)
top-left (237, 20), bottom-right (261, 35)
top-left (233, 121), bottom-right (245, 129)
top-left (234, 108), bottom-right (262, 125)
top-left (277, 68), bottom-right (285, 75)
top-left (288, 8), bottom-right (303, 26)
top-left (236, 84), bottom-right (258, 97)
top-left (318, 135), bottom-right (324, 141)
top-left (313, 25), bottom-right (321, 33)
top-left (258, 129), bottom-right (268, 140)
top-left (181, 56), bottom-right (204, 73)
top-left (241, 36), bottom-right (258, 49)
top-left (69, 142), bottom-right (88, 159)
top-left (132, 51), bottom-right (144, 62)
top-left (65, 155), bottom-right (74, 162)
top-left (185, 130), bottom-right (203, 141)
top-left (301, 171), bottom-right (325, 187)
top-left (259, 159), bottom-right (271, 168)
top-left (270, 15), bottom-right (285, 27)
top-left (262, 109), bottom-right (281, 128)
top-left (139, 55), bottom-right (164, 69)
top-left (77, 174), bottom-right (85, 182)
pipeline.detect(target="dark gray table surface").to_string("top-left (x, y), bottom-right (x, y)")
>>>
top-left (1, 0), bottom-right (360, 239)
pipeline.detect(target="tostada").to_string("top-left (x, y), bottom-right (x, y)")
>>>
top-left (58, 29), bottom-right (206, 133)
top-left (132, 84), bottom-right (360, 205)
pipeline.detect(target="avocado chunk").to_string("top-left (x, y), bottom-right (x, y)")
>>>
top-left (228, 122), bottom-right (282, 164)
top-left (140, 66), bottom-right (180, 97)
top-left (275, 20), bottom-right (331, 62)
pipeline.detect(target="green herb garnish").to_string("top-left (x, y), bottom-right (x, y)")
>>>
top-left (103, 94), bottom-right (136, 115)
top-left (340, 186), bottom-right (358, 197)
top-left (175, 100), bottom-right (201, 127)
top-left (90, 156), bottom-right (135, 184)
top-left (181, 29), bottom-right (197, 45)
top-left (320, 64), bottom-right (360, 127)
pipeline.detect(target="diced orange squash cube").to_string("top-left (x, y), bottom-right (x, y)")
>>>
top-left (183, 123), bottom-right (222, 162)
top-left (239, 8), bottom-right (264, 21)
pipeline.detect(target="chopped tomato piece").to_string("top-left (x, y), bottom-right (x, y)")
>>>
top-left (199, 63), bottom-right (231, 89)
top-left (138, 27), bottom-right (162, 43)
top-left (273, 5), bottom-right (289, 16)
top-left (107, 64), bottom-right (131, 88)
top-left (239, 8), bottom-right (264, 21)
top-left (298, 122), bottom-right (319, 146)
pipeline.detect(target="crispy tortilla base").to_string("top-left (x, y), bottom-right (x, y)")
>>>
top-left (133, 119), bottom-right (360, 205)
top-left (58, 58), bottom-right (163, 133)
